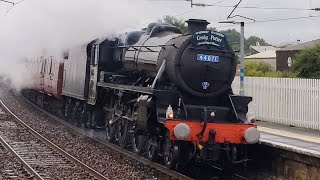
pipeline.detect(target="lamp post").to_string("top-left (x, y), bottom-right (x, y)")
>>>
top-left (219, 20), bottom-right (245, 96)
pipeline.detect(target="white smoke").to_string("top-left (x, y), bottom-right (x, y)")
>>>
top-left (0, 0), bottom-right (160, 90)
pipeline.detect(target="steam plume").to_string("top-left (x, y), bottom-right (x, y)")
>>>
top-left (0, 0), bottom-right (154, 90)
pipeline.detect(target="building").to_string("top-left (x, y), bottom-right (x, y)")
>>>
top-left (276, 39), bottom-right (320, 71)
top-left (249, 42), bottom-right (277, 55)
top-left (244, 50), bottom-right (276, 69)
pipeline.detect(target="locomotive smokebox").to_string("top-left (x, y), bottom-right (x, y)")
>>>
top-left (186, 19), bottom-right (210, 34)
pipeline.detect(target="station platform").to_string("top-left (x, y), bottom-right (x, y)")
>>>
top-left (256, 121), bottom-right (320, 158)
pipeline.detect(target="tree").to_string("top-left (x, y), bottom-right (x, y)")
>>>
top-left (245, 36), bottom-right (268, 53)
top-left (246, 36), bottom-right (271, 47)
top-left (162, 15), bottom-right (188, 33)
top-left (219, 29), bottom-right (240, 51)
top-left (161, 16), bottom-right (218, 34)
top-left (291, 44), bottom-right (320, 79)
top-left (219, 30), bottom-right (272, 54)
top-left (207, 27), bottom-right (218, 32)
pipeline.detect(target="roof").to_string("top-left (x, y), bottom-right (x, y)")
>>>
top-left (250, 46), bottom-right (276, 53)
top-left (244, 50), bottom-right (276, 59)
top-left (277, 39), bottom-right (320, 51)
top-left (275, 41), bottom-right (296, 48)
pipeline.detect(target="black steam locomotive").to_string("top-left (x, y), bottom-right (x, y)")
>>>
top-left (24, 19), bottom-right (260, 169)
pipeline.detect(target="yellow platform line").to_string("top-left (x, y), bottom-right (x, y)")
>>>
top-left (257, 126), bottom-right (320, 144)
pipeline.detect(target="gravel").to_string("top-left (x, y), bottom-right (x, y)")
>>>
top-left (0, 142), bottom-right (34, 179)
top-left (0, 112), bottom-right (95, 180)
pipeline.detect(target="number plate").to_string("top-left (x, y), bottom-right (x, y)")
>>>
top-left (197, 54), bottom-right (219, 63)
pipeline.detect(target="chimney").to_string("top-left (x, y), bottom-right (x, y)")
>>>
top-left (185, 19), bottom-right (210, 34)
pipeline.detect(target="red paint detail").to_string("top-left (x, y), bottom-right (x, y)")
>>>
top-left (54, 62), bottom-right (64, 99)
top-left (165, 120), bottom-right (257, 144)
top-left (26, 58), bottom-right (63, 100)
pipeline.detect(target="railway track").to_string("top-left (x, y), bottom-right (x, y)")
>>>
top-left (0, 99), bottom-right (108, 180)
top-left (0, 136), bottom-right (33, 179)
top-left (20, 94), bottom-right (193, 180)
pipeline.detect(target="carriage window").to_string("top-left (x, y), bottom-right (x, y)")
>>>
top-left (40, 59), bottom-right (43, 73)
top-left (35, 60), bottom-right (37, 73)
top-left (91, 46), bottom-right (96, 65)
top-left (47, 59), bottom-right (51, 75)
top-left (38, 59), bottom-right (41, 73)
top-left (63, 51), bottom-right (69, 59)
top-left (95, 47), bottom-right (99, 65)
top-left (42, 58), bottom-right (47, 74)
top-left (52, 62), bottom-right (56, 76)
top-left (44, 59), bottom-right (47, 74)
top-left (49, 57), bottom-right (53, 75)
top-left (32, 60), bottom-right (35, 73)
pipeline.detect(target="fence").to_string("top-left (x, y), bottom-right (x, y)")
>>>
top-left (232, 77), bottom-right (320, 130)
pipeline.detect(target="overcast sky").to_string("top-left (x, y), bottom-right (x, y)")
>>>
top-left (142, 0), bottom-right (320, 45)
top-left (0, 0), bottom-right (320, 47)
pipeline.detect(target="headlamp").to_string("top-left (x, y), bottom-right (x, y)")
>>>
top-left (166, 105), bottom-right (174, 119)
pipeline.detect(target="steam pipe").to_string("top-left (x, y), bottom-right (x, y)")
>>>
top-left (151, 59), bottom-right (166, 89)
top-left (239, 22), bottom-right (244, 96)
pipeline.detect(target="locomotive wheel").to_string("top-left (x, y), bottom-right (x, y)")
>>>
top-left (146, 135), bottom-right (159, 162)
top-left (117, 118), bottom-right (129, 148)
top-left (87, 107), bottom-right (103, 129)
top-left (132, 133), bottom-right (145, 155)
top-left (111, 114), bottom-right (121, 142)
top-left (90, 110), bottom-right (97, 129)
top-left (105, 121), bottom-right (115, 142)
top-left (86, 110), bottom-right (96, 129)
top-left (84, 111), bottom-right (91, 129)
top-left (65, 106), bottom-right (70, 121)
top-left (105, 113), bottom-right (115, 142)
top-left (71, 108), bottom-right (77, 125)
top-left (114, 123), bottom-right (119, 142)
top-left (86, 111), bottom-right (93, 128)
top-left (74, 104), bottom-right (83, 127)
top-left (163, 131), bottom-right (179, 169)
top-left (64, 99), bottom-right (72, 120)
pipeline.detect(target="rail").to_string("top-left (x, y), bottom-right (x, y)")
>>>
top-left (0, 135), bottom-right (43, 180)
top-left (0, 99), bottom-right (108, 180)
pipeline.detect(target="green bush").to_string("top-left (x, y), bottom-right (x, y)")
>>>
top-left (244, 60), bottom-right (296, 78)
top-left (278, 71), bottom-right (297, 78)
top-left (291, 44), bottom-right (320, 79)
top-left (244, 61), bottom-right (273, 77)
